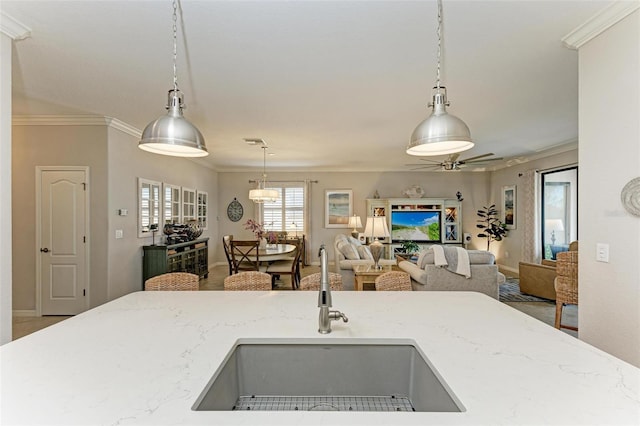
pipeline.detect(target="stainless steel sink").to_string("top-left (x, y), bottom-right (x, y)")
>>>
top-left (192, 338), bottom-right (464, 412)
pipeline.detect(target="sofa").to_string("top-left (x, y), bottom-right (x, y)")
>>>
top-left (333, 234), bottom-right (397, 289)
top-left (334, 234), bottom-right (396, 270)
top-left (397, 248), bottom-right (506, 299)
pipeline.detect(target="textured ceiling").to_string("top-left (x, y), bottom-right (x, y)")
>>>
top-left (4, 0), bottom-right (612, 171)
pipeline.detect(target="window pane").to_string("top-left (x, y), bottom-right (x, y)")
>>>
top-left (541, 167), bottom-right (578, 260)
top-left (263, 186), bottom-right (305, 234)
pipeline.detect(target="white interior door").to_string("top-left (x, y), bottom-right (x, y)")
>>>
top-left (38, 168), bottom-right (88, 315)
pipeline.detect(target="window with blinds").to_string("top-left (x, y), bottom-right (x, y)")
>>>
top-left (262, 186), bottom-right (305, 234)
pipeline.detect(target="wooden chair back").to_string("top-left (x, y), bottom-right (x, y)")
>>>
top-left (230, 240), bottom-right (260, 273)
top-left (222, 235), bottom-right (233, 275)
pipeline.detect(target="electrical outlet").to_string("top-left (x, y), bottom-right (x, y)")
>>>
top-left (596, 243), bottom-right (609, 263)
top-left (115, 229), bottom-right (123, 239)
top-left (505, 251), bottom-right (510, 258)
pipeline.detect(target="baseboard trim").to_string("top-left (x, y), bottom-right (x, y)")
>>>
top-left (13, 309), bottom-right (37, 317)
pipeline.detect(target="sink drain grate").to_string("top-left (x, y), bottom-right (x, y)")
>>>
top-left (233, 395), bottom-right (415, 412)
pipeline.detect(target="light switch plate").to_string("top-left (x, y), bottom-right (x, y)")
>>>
top-left (596, 243), bottom-right (609, 263)
top-left (115, 229), bottom-right (124, 239)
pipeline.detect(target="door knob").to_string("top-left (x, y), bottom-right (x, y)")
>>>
top-left (40, 248), bottom-right (49, 253)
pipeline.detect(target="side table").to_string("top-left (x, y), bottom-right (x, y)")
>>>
top-left (353, 264), bottom-right (395, 291)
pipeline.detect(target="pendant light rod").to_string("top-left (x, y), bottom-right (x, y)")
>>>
top-left (407, 0), bottom-right (473, 157)
top-left (138, 0), bottom-right (208, 158)
top-left (247, 139), bottom-right (279, 203)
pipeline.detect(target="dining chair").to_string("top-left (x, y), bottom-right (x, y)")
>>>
top-left (144, 272), bottom-right (199, 291)
top-left (554, 250), bottom-right (578, 331)
top-left (374, 271), bottom-right (412, 291)
top-left (266, 241), bottom-right (302, 289)
top-left (224, 271), bottom-right (272, 291)
top-left (299, 272), bottom-right (343, 291)
top-left (230, 240), bottom-right (265, 273)
top-left (222, 234), bottom-right (234, 275)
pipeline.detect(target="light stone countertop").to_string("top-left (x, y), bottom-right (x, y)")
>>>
top-left (1, 291), bottom-right (639, 425)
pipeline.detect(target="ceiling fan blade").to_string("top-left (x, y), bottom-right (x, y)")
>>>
top-left (409, 165), bottom-right (441, 171)
top-left (464, 157), bottom-right (504, 164)
top-left (460, 153), bottom-right (494, 162)
top-left (413, 158), bottom-right (444, 164)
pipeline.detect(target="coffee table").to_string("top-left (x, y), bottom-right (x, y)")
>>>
top-left (353, 264), bottom-right (395, 291)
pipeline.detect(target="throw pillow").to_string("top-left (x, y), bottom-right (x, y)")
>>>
top-left (348, 236), bottom-right (362, 247)
top-left (417, 249), bottom-right (429, 269)
top-left (338, 241), bottom-right (360, 260)
top-left (357, 245), bottom-right (373, 260)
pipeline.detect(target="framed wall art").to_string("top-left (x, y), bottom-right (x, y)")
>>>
top-left (325, 189), bottom-right (353, 228)
top-left (502, 185), bottom-right (516, 229)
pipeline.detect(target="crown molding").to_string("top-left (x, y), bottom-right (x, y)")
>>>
top-left (562, 1), bottom-right (640, 50)
top-left (0, 12), bottom-right (31, 40)
top-left (12, 115), bottom-right (142, 138)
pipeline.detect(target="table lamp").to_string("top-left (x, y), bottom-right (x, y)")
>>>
top-left (347, 215), bottom-right (362, 238)
top-left (363, 216), bottom-right (390, 269)
top-left (546, 219), bottom-right (565, 245)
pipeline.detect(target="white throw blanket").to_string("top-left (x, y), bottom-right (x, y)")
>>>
top-left (431, 245), bottom-right (471, 278)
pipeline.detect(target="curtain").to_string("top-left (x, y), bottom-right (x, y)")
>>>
top-left (521, 169), bottom-right (540, 263)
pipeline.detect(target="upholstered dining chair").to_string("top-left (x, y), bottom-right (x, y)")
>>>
top-left (144, 272), bottom-right (199, 291)
top-left (299, 272), bottom-right (343, 291)
top-left (374, 271), bottom-right (412, 291)
top-left (222, 235), bottom-right (234, 275)
top-left (266, 241), bottom-right (302, 289)
top-left (223, 271), bottom-right (272, 291)
top-left (554, 250), bottom-right (578, 331)
top-left (230, 240), bottom-right (265, 273)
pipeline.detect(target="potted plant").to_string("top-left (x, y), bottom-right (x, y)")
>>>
top-left (400, 240), bottom-right (420, 256)
top-left (476, 204), bottom-right (508, 250)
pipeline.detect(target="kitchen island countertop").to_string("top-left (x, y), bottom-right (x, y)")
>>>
top-left (1, 291), bottom-right (639, 425)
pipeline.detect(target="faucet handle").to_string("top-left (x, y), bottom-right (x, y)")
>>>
top-left (329, 310), bottom-right (348, 323)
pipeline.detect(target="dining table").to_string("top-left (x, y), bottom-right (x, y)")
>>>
top-left (254, 243), bottom-right (296, 262)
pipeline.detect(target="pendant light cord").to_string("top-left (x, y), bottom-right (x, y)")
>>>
top-left (435, 0), bottom-right (442, 90)
top-left (172, 0), bottom-right (178, 92)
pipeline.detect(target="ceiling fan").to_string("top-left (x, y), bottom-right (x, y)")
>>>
top-left (406, 153), bottom-right (503, 171)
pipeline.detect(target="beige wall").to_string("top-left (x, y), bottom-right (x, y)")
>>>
top-left (11, 123), bottom-right (218, 312)
top-left (578, 10), bottom-right (640, 367)
top-left (106, 127), bottom-right (218, 300)
top-left (218, 170), bottom-right (491, 265)
top-left (490, 149), bottom-right (579, 272)
top-left (12, 125), bottom-right (109, 311)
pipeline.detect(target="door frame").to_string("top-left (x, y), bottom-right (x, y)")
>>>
top-left (35, 166), bottom-right (91, 316)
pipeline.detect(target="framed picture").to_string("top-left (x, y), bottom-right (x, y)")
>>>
top-left (325, 189), bottom-right (353, 228)
top-left (502, 185), bottom-right (516, 229)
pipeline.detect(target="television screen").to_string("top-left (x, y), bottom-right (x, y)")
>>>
top-left (391, 210), bottom-right (441, 242)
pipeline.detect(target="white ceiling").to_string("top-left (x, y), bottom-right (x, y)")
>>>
top-left (3, 0), bottom-right (612, 172)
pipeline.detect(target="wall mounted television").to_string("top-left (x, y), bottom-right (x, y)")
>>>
top-left (391, 210), bottom-right (441, 243)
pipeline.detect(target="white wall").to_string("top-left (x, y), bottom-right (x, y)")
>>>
top-left (1, 33), bottom-right (13, 344)
top-left (578, 10), bottom-right (640, 367)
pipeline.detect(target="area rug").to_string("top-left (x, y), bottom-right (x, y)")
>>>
top-left (500, 278), bottom-right (551, 302)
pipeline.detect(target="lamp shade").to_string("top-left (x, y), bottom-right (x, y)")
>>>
top-left (363, 216), bottom-right (390, 239)
top-left (545, 219), bottom-right (565, 232)
top-left (407, 88), bottom-right (473, 156)
top-left (139, 90), bottom-right (208, 158)
top-left (348, 215), bottom-right (363, 229)
top-left (249, 188), bottom-right (279, 203)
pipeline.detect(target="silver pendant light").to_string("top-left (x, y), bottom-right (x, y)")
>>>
top-left (139, 0), bottom-right (208, 158)
top-left (407, 0), bottom-right (473, 157)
